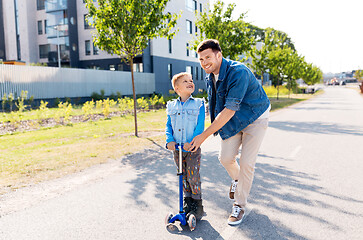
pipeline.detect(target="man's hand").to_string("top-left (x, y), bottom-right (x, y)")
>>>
top-left (190, 133), bottom-right (207, 152)
top-left (166, 141), bottom-right (176, 151)
top-left (183, 142), bottom-right (192, 151)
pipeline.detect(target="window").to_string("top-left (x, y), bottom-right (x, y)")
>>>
top-left (133, 63), bottom-right (143, 72)
top-left (85, 40), bottom-right (91, 55)
top-left (84, 14), bottom-right (93, 29)
top-left (186, 66), bottom-right (192, 75)
top-left (194, 0), bottom-right (197, 11)
top-left (186, 43), bottom-right (189, 57)
top-left (117, 64), bottom-right (124, 71)
top-left (37, 21), bottom-right (43, 35)
top-left (195, 26), bottom-right (198, 34)
top-left (186, 20), bottom-right (192, 34)
top-left (93, 42), bottom-right (99, 55)
top-left (200, 67), bottom-right (204, 80)
top-left (186, 0), bottom-right (194, 11)
top-left (109, 64), bottom-right (115, 71)
top-left (44, 20), bottom-right (47, 34)
top-left (196, 66), bottom-right (199, 80)
top-left (168, 38), bottom-right (172, 54)
top-left (200, 3), bottom-right (203, 13)
top-left (39, 44), bottom-right (49, 59)
top-left (168, 64), bottom-right (172, 80)
top-left (37, 0), bottom-right (45, 10)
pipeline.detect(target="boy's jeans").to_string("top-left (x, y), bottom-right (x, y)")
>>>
top-left (173, 148), bottom-right (202, 200)
top-left (218, 118), bottom-right (268, 208)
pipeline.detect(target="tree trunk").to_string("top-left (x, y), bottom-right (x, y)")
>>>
top-left (130, 58), bottom-right (138, 137)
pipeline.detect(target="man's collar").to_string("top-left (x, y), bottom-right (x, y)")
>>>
top-left (206, 57), bottom-right (227, 82)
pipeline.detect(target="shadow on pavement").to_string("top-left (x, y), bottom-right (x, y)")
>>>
top-left (269, 121), bottom-right (363, 136)
top-left (120, 139), bottom-right (362, 239)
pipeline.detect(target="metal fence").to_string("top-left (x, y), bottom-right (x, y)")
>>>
top-left (0, 64), bottom-right (155, 100)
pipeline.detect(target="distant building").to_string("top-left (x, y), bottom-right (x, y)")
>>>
top-left (0, 0), bottom-right (209, 95)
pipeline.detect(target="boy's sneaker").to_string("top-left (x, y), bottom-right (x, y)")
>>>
top-left (191, 199), bottom-right (204, 220)
top-left (229, 180), bottom-right (238, 200)
top-left (183, 197), bottom-right (193, 213)
top-left (228, 203), bottom-right (245, 226)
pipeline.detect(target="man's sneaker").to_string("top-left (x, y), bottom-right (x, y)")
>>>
top-left (190, 199), bottom-right (204, 220)
top-left (183, 197), bottom-right (193, 214)
top-left (229, 180), bottom-right (238, 200)
top-left (228, 203), bottom-right (245, 226)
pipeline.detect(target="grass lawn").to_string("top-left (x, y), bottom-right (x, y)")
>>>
top-left (0, 92), bottom-right (318, 194)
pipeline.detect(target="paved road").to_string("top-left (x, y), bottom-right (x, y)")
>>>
top-left (1, 86), bottom-right (363, 239)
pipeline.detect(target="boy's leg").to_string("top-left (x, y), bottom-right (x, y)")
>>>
top-left (185, 148), bottom-right (203, 219)
top-left (173, 150), bottom-right (192, 198)
top-left (185, 148), bottom-right (202, 200)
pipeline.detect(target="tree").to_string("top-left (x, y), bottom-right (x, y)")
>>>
top-left (283, 51), bottom-right (304, 97)
top-left (267, 47), bottom-right (292, 99)
top-left (301, 63), bottom-right (323, 86)
top-left (354, 69), bottom-right (363, 82)
top-left (191, 0), bottom-right (255, 61)
top-left (86, 0), bottom-right (179, 137)
top-left (249, 27), bottom-right (296, 85)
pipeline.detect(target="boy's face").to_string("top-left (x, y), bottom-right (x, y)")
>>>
top-left (175, 75), bottom-right (195, 96)
top-left (198, 48), bottom-right (222, 75)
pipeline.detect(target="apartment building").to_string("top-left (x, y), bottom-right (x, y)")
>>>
top-left (0, 0), bottom-right (209, 94)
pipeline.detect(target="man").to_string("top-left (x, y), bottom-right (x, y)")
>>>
top-left (190, 39), bottom-right (270, 226)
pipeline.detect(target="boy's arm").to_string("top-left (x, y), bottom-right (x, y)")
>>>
top-left (165, 114), bottom-right (176, 150)
top-left (192, 101), bottom-right (205, 139)
top-left (184, 101), bottom-right (205, 151)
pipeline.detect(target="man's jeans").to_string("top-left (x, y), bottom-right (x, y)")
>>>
top-left (219, 118), bottom-right (268, 208)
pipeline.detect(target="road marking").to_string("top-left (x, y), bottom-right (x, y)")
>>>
top-left (289, 145), bottom-right (302, 159)
top-left (216, 207), bottom-right (253, 240)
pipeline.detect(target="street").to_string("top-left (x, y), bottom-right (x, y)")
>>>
top-left (1, 86), bottom-right (363, 239)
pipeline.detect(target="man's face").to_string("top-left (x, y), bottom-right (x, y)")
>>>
top-left (198, 48), bottom-right (222, 75)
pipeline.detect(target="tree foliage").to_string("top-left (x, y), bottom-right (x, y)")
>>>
top-left (191, 0), bottom-right (255, 61)
top-left (86, 0), bottom-right (179, 136)
top-left (354, 69), bottom-right (363, 82)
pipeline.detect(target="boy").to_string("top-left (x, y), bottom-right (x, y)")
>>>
top-left (165, 72), bottom-right (205, 220)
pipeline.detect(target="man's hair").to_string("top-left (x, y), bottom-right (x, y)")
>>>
top-left (171, 72), bottom-right (192, 89)
top-left (197, 39), bottom-right (222, 53)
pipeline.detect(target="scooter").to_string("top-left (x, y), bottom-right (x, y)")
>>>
top-left (165, 144), bottom-right (197, 231)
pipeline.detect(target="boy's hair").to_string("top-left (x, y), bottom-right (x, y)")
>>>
top-left (197, 39), bottom-right (222, 53)
top-left (171, 72), bottom-right (192, 89)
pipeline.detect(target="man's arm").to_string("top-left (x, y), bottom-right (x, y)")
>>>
top-left (190, 108), bottom-right (235, 152)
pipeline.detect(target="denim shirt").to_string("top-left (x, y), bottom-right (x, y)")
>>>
top-left (166, 96), bottom-right (205, 151)
top-left (206, 58), bottom-right (270, 140)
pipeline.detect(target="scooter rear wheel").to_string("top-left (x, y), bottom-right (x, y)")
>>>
top-left (187, 213), bottom-right (197, 231)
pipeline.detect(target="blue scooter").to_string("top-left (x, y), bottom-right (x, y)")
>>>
top-left (165, 144), bottom-right (197, 231)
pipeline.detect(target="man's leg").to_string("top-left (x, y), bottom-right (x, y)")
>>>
top-left (234, 118), bottom-right (268, 208)
top-left (218, 131), bottom-right (243, 181)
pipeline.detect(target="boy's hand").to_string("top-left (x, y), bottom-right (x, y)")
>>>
top-left (183, 142), bottom-right (192, 151)
top-left (166, 141), bottom-right (176, 151)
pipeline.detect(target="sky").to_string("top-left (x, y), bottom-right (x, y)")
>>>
top-left (210, 0), bottom-right (363, 74)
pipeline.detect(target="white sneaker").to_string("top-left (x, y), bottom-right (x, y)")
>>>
top-left (228, 203), bottom-right (245, 226)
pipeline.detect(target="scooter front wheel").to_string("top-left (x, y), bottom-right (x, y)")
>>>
top-left (165, 212), bottom-right (174, 225)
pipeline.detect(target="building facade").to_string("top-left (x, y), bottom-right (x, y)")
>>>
top-left (0, 0), bottom-right (209, 95)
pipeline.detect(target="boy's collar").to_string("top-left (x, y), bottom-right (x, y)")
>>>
top-left (177, 95), bottom-right (194, 102)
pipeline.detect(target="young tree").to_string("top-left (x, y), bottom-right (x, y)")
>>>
top-left (191, 0), bottom-right (255, 61)
top-left (86, 0), bottom-right (179, 137)
top-left (250, 27), bottom-right (296, 85)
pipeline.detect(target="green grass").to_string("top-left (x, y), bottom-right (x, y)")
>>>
top-left (0, 110), bottom-right (166, 194)
top-left (0, 89), bottom-right (320, 194)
